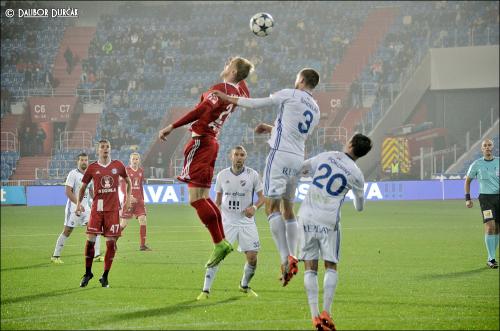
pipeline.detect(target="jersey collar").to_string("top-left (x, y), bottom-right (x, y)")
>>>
top-left (224, 81), bottom-right (239, 89)
top-left (97, 159), bottom-right (112, 168)
top-left (230, 166), bottom-right (245, 176)
top-left (344, 152), bottom-right (355, 161)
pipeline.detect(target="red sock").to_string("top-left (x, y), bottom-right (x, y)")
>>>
top-left (191, 199), bottom-right (223, 243)
top-left (140, 225), bottom-right (146, 247)
top-left (104, 240), bottom-right (117, 271)
top-left (85, 240), bottom-right (95, 269)
top-left (205, 198), bottom-right (225, 239)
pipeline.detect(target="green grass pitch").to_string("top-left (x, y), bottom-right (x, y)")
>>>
top-left (1, 200), bottom-right (498, 330)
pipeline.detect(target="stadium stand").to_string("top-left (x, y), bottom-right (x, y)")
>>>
top-left (1, 1), bottom-right (498, 180)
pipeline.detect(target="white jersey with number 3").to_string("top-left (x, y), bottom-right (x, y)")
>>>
top-left (268, 89), bottom-right (320, 155)
top-left (215, 167), bottom-right (263, 226)
top-left (298, 151), bottom-right (365, 227)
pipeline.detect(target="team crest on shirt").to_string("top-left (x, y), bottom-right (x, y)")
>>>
top-left (112, 168), bottom-right (117, 174)
top-left (101, 175), bottom-right (114, 188)
top-left (240, 180), bottom-right (247, 187)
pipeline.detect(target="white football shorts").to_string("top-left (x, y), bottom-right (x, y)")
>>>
top-left (263, 149), bottom-right (302, 200)
top-left (298, 219), bottom-right (341, 263)
top-left (223, 220), bottom-right (260, 252)
top-left (64, 208), bottom-right (90, 227)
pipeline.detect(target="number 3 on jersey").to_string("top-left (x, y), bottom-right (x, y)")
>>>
top-left (312, 164), bottom-right (347, 196)
top-left (298, 110), bottom-right (314, 134)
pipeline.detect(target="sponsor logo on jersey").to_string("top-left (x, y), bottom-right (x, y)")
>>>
top-left (101, 175), bottom-right (114, 188)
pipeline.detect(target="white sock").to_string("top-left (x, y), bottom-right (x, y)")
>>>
top-left (94, 235), bottom-right (101, 257)
top-left (304, 270), bottom-right (319, 318)
top-left (241, 263), bottom-right (256, 287)
top-left (268, 212), bottom-right (289, 264)
top-left (53, 233), bottom-right (68, 257)
top-left (323, 268), bottom-right (338, 314)
top-left (203, 265), bottom-right (220, 292)
top-left (285, 219), bottom-right (298, 256)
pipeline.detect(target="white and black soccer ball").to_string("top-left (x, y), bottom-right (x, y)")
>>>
top-left (250, 12), bottom-right (274, 37)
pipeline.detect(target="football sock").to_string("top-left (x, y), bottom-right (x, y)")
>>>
top-left (94, 235), bottom-right (101, 257)
top-left (191, 199), bottom-right (223, 243)
top-left (495, 234), bottom-right (499, 252)
top-left (84, 240), bottom-right (95, 274)
top-left (241, 262), bottom-right (256, 288)
top-left (140, 225), bottom-right (146, 246)
top-left (268, 212), bottom-right (289, 264)
top-left (323, 268), bottom-right (338, 314)
top-left (53, 233), bottom-right (68, 257)
top-left (285, 219), bottom-right (298, 256)
top-left (104, 240), bottom-right (117, 272)
top-left (205, 198), bottom-right (225, 239)
top-left (203, 265), bottom-right (220, 292)
top-left (485, 234), bottom-right (497, 261)
top-left (304, 270), bottom-right (319, 318)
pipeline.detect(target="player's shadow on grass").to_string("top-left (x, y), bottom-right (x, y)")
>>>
top-left (106, 297), bottom-right (241, 322)
top-left (419, 267), bottom-right (488, 280)
top-left (1, 262), bottom-right (53, 272)
top-left (1, 287), bottom-right (91, 305)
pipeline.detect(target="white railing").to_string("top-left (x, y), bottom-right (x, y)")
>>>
top-left (11, 88), bottom-right (105, 101)
top-left (316, 126), bottom-right (348, 146)
top-left (35, 167), bottom-right (68, 180)
top-left (1, 131), bottom-right (18, 152)
top-left (59, 131), bottom-right (93, 151)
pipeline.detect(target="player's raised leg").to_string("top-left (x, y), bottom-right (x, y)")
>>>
top-left (282, 199), bottom-right (299, 275)
top-left (189, 188), bottom-right (232, 268)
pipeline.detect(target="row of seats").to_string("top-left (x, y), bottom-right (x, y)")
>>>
top-left (360, 1), bottom-right (498, 133)
top-left (0, 151), bottom-right (20, 180)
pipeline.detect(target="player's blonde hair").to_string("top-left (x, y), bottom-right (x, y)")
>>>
top-left (231, 57), bottom-right (254, 82)
top-left (130, 152), bottom-right (141, 159)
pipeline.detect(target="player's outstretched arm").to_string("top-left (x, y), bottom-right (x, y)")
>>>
top-left (212, 91), bottom-right (278, 109)
top-left (158, 124), bottom-right (174, 141)
top-left (255, 123), bottom-right (273, 134)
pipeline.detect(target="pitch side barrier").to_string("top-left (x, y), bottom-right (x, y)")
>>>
top-left (1, 179), bottom-right (479, 206)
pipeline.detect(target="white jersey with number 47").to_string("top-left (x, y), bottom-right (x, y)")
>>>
top-left (298, 151), bottom-right (365, 227)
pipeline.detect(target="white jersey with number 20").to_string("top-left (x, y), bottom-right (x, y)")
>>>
top-left (298, 151), bottom-right (365, 227)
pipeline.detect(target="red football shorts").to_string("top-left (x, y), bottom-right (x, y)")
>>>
top-left (87, 210), bottom-right (122, 237)
top-left (177, 136), bottom-right (219, 188)
top-left (120, 202), bottom-right (147, 219)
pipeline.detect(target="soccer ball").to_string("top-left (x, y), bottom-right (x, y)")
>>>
top-left (250, 12), bottom-right (274, 37)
